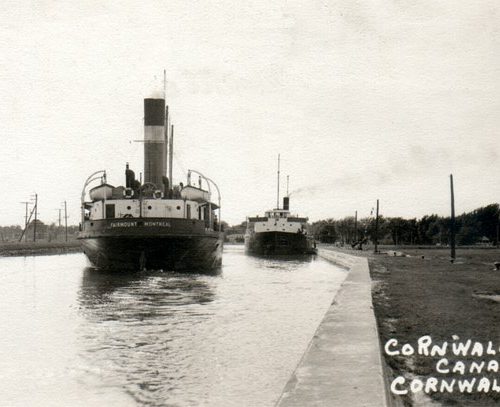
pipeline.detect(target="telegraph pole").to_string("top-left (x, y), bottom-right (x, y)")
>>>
top-left (20, 201), bottom-right (29, 242)
top-left (354, 210), bottom-right (358, 243)
top-left (64, 201), bottom-right (68, 242)
top-left (54, 208), bottom-right (62, 241)
top-left (496, 218), bottom-right (499, 248)
top-left (33, 193), bottom-right (38, 242)
top-left (374, 200), bottom-right (379, 254)
top-left (450, 174), bottom-right (456, 260)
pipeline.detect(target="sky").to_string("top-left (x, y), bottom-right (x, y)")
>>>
top-left (1, 0), bottom-right (499, 227)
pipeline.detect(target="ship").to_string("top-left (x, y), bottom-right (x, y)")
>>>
top-left (244, 156), bottom-right (316, 256)
top-left (78, 92), bottom-right (223, 272)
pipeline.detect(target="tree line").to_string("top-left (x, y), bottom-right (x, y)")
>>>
top-left (310, 203), bottom-right (499, 246)
top-left (0, 222), bottom-right (79, 242)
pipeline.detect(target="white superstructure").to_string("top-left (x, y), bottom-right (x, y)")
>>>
top-left (86, 198), bottom-right (207, 221)
top-left (246, 208), bottom-right (308, 234)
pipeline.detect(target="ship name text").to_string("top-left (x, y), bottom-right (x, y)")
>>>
top-left (110, 221), bottom-right (171, 228)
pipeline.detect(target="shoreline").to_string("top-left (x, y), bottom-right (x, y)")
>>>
top-left (0, 241), bottom-right (82, 257)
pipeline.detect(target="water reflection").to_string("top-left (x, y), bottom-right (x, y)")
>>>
top-left (73, 248), bottom-right (346, 406)
top-left (77, 268), bottom-right (219, 406)
top-left (246, 253), bottom-right (315, 272)
top-left (79, 267), bottom-right (217, 309)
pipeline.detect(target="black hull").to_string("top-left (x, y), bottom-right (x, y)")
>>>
top-left (245, 231), bottom-right (316, 256)
top-left (78, 218), bottom-right (223, 272)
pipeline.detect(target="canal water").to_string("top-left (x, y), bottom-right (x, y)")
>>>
top-left (0, 246), bottom-right (347, 406)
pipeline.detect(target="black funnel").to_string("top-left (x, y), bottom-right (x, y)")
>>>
top-left (283, 196), bottom-right (289, 211)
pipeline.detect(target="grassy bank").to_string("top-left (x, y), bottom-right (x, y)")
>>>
top-left (0, 241), bottom-right (81, 257)
top-left (367, 248), bottom-right (500, 406)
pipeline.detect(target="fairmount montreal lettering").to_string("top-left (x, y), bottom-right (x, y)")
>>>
top-left (110, 221), bottom-right (171, 227)
top-left (144, 221), bottom-right (171, 227)
top-left (110, 221), bottom-right (137, 228)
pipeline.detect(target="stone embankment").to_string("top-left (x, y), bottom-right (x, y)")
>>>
top-left (276, 247), bottom-right (388, 407)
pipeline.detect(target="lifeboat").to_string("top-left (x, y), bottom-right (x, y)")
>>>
top-left (180, 185), bottom-right (211, 202)
top-left (89, 183), bottom-right (114, 201)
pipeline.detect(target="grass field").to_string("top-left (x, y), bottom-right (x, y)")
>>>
top-left (368, 247), bottom-right (500, 406)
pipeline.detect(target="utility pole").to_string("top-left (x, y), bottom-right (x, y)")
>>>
top-left (497, 219), bottom-right (499, 248)
top-left (64, 201), bottom-right (68, 242)
top-left (18, 203), bottom-right (37, 242)
top-left (354, 210), bottom-right (358, 243)
top-left (450, 174), bottom-right (456, 260)
top-left (54, 207), bottom-right (62, 241)
top-left (33, 193), bottom-right (38, 242)
top-left (374, 199), bottom-right (379, 254)
top-left (20, 201), bottom-right (29, 242)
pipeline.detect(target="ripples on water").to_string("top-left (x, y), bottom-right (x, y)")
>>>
top-left (0, 246), bottom-right (347, 406)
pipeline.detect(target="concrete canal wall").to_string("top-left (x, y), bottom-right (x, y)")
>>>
top-left (276, 248), bottom-right (388, 407)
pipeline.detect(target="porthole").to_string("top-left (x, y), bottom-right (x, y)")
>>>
top-left (127, 206), bottom-right (131, 210)
top-left (176, 206), bottom-right (181, 210)
top-left (148, 205), bottom-right (152, 210)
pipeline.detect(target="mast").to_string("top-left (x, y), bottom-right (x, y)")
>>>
top-left (276, 154), bottom-right (280, 209)
top-left (163, 69), bottom-right (166, 99)
top-left (164, 70), bottom-right (169, 180)
top-left (169, 124), bottom-right (174, 186)
top-left (164, 106), bottom-right (169, 179)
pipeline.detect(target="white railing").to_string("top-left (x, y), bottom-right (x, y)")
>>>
top-left (80, 170), bottom-right (107, 225)
top-left (187, 169), bottom-right (222, 232)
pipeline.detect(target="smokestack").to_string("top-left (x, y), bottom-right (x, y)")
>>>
top-left (144, 98), bottom-right (165, 188)
top-left (283, 196), bottom-right (289, 211)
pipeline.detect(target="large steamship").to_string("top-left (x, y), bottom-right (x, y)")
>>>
top-left (244, 156), bottom-right (316, 256)
top-left (78, 94), bottom-right (223, 271)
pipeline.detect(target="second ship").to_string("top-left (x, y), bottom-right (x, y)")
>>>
top-left (244, 157), bottom-right (316, 256)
